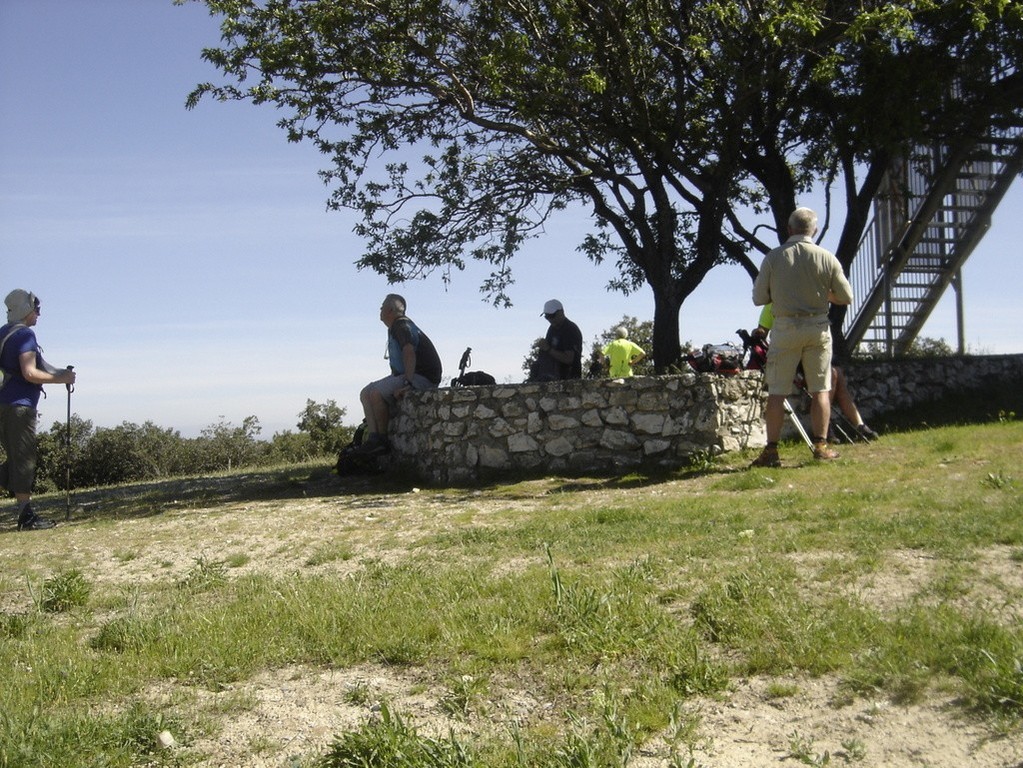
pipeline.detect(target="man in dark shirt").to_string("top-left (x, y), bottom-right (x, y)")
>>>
top-left (532, 299), bottom-right (583, 381)
top-left (357, 294), bottom-right (442, 455)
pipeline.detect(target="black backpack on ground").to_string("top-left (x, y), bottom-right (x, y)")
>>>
top-left (334, 422), bottom-right (380, 476)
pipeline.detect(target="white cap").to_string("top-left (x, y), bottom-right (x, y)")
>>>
top-left (542, 299), bottom-right (564, 316)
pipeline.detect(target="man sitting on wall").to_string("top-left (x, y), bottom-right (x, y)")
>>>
top-left (356, 294), bottom-right (442, 456)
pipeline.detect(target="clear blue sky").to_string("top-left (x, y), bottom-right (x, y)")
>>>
top-left (2, 0), bottom-right (1020, 438)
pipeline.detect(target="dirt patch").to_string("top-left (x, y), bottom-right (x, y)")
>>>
top-left (4, 471), bottom-right (1023, 766)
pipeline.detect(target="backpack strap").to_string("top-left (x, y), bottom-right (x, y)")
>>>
top-left (0, 323), bottom-right (27, 389)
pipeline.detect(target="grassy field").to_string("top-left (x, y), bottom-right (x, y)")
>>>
top-left (1, 419), bottom-right (1022, 767)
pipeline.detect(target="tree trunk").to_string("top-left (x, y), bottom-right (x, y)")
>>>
top-left (650, 286), bottom-right (683, 373)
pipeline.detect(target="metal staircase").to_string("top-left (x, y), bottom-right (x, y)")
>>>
top-left (843, 121), bottom-right (1023, 356)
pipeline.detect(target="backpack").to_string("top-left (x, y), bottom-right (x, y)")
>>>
top-left (735, 328), bottom-right (769, 371)
top-left (453, 371), bottom-right (496, 387)
top-left (0, 324), bottom-right (25, 390)
top-left (686, 343), bottom-right (743, 375)
top-left (451, 346), bottom-right (496, 387)
top-left (334, 422), bottom-right (381, 476)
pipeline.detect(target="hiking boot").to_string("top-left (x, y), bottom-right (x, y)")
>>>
top-left (812, 442), bottom-right (839, 461)
top-left (750, 445), bottom-right (781, 468)
top-left (857, 423), bottom-right (879, 441)
top-left (17, 506), bottom-right (56, 531)
top-left (354, 437), bottom-right (390, 457)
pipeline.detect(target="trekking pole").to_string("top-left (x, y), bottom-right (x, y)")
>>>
top-left (454, 347), bottom-right (471, 386)
top-left (830, 412), bottom-right (856, 444)
top-left (65, 366), bottom-right (74, 522)
top-left (783, 397), bottom-right (815, 453)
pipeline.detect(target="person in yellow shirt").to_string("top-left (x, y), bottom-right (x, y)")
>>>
top-left (601, 327), bottom-right (646, 378)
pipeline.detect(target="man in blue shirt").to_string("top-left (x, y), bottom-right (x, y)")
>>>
top-left (356, 294), bottom-right (442, 456)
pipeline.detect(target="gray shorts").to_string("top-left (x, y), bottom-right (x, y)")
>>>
top-left (364, 373), bottom-right (439, 408)
top-left (0, 404), bottom-right (38, 494)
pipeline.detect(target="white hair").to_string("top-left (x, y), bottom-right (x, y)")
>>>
top-left (788, 207), bottom-right (817, 235)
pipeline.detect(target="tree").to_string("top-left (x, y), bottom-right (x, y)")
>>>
top-left (195, 415), bottom-right (265, 471)
top-left (723, 2), bottom-right (1023, 355)
top-left (296, 398), bottom-right (355, 456)
top-left (36, 415), bottom-right (95, 493)
top-left (187, 0), bottom-right (1023, 368)
top-left (72, 421), bottom-right (188, 487)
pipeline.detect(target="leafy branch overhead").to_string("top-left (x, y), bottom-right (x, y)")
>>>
top-left (186, 0), bottom-right (1023, 369)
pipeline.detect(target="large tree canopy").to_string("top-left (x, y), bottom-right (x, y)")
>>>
top-left (187, 0), bottom-right (1022, 369)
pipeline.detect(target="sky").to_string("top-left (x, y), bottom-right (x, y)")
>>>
top-left (2, 0), bottom-right (1020, 439)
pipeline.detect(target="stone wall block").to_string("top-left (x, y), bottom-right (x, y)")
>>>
top-left (443, 421), bottom-right (465, 437)
top-left (479, 445), bottom-right (508, 468)
top-left (581, 390), bottom-right (609, 408)
top-left (527, 412), bottom-right (544, 434)
top-left (501, 402), bottom-right (527, 418)
top-left (474, 403), bottom-right (497, 419)
top-left (608, 389), bottom-right (640, 407)
top-left (632, 413), bottom-right (666, 434)
top-left (604, 406), bottom-right (630, 426)
top-left (548, 414), bottom-right (581, 430)
top-left (600, 429), bottom-right (641, 451)
top-left (545, 436), bottom-right (574, 457)
top-left (488, 418), bottom-right (515, 438)
top-left (508, 433), bottom-right (540, 453)
top-left (643, 438), bottom-right (671, 455)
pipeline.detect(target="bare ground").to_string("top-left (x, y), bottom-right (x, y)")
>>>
top-left (3, 469), bottom-right (1023, 768)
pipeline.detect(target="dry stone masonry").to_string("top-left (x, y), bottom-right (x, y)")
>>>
top-left (390, 372), bottom-right (765, 484)
top-left (389, 353), bottom-right (1022, 485)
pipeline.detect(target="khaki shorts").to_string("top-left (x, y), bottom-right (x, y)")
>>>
top-left (765, 317), bottom-right (833, 395)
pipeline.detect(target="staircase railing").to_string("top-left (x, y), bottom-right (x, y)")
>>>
top-left (843, 121), bottom-right (1023, 356)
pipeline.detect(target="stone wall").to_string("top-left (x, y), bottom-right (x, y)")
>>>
top-left (837, 354), bottom-right (1023, 424)
top-left (389, 372), bottom-right (765, 484)
top-left (388, 353), bottom-right (1022, 485)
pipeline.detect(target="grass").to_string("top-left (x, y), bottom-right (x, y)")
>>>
top-left (0, 420), bottom-right (1022, 766)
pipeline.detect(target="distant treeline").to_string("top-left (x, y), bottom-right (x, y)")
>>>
top-left (6, 400), bottom-right (356, 493)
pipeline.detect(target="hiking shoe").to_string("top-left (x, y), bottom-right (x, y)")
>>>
top-left (857, 423), bottom-right (879, 441)
top-left (17, 506), bottom-right (56, 531)
top-left (750, 445), bottom-right (781, 468)
top-left (812, 442), bottom-right (839, 461)
top-left (354, 438), bottom-right (390, 457)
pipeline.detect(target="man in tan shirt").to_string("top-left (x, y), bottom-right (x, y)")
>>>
top-left (751, 207), bottom-right (853, 466)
